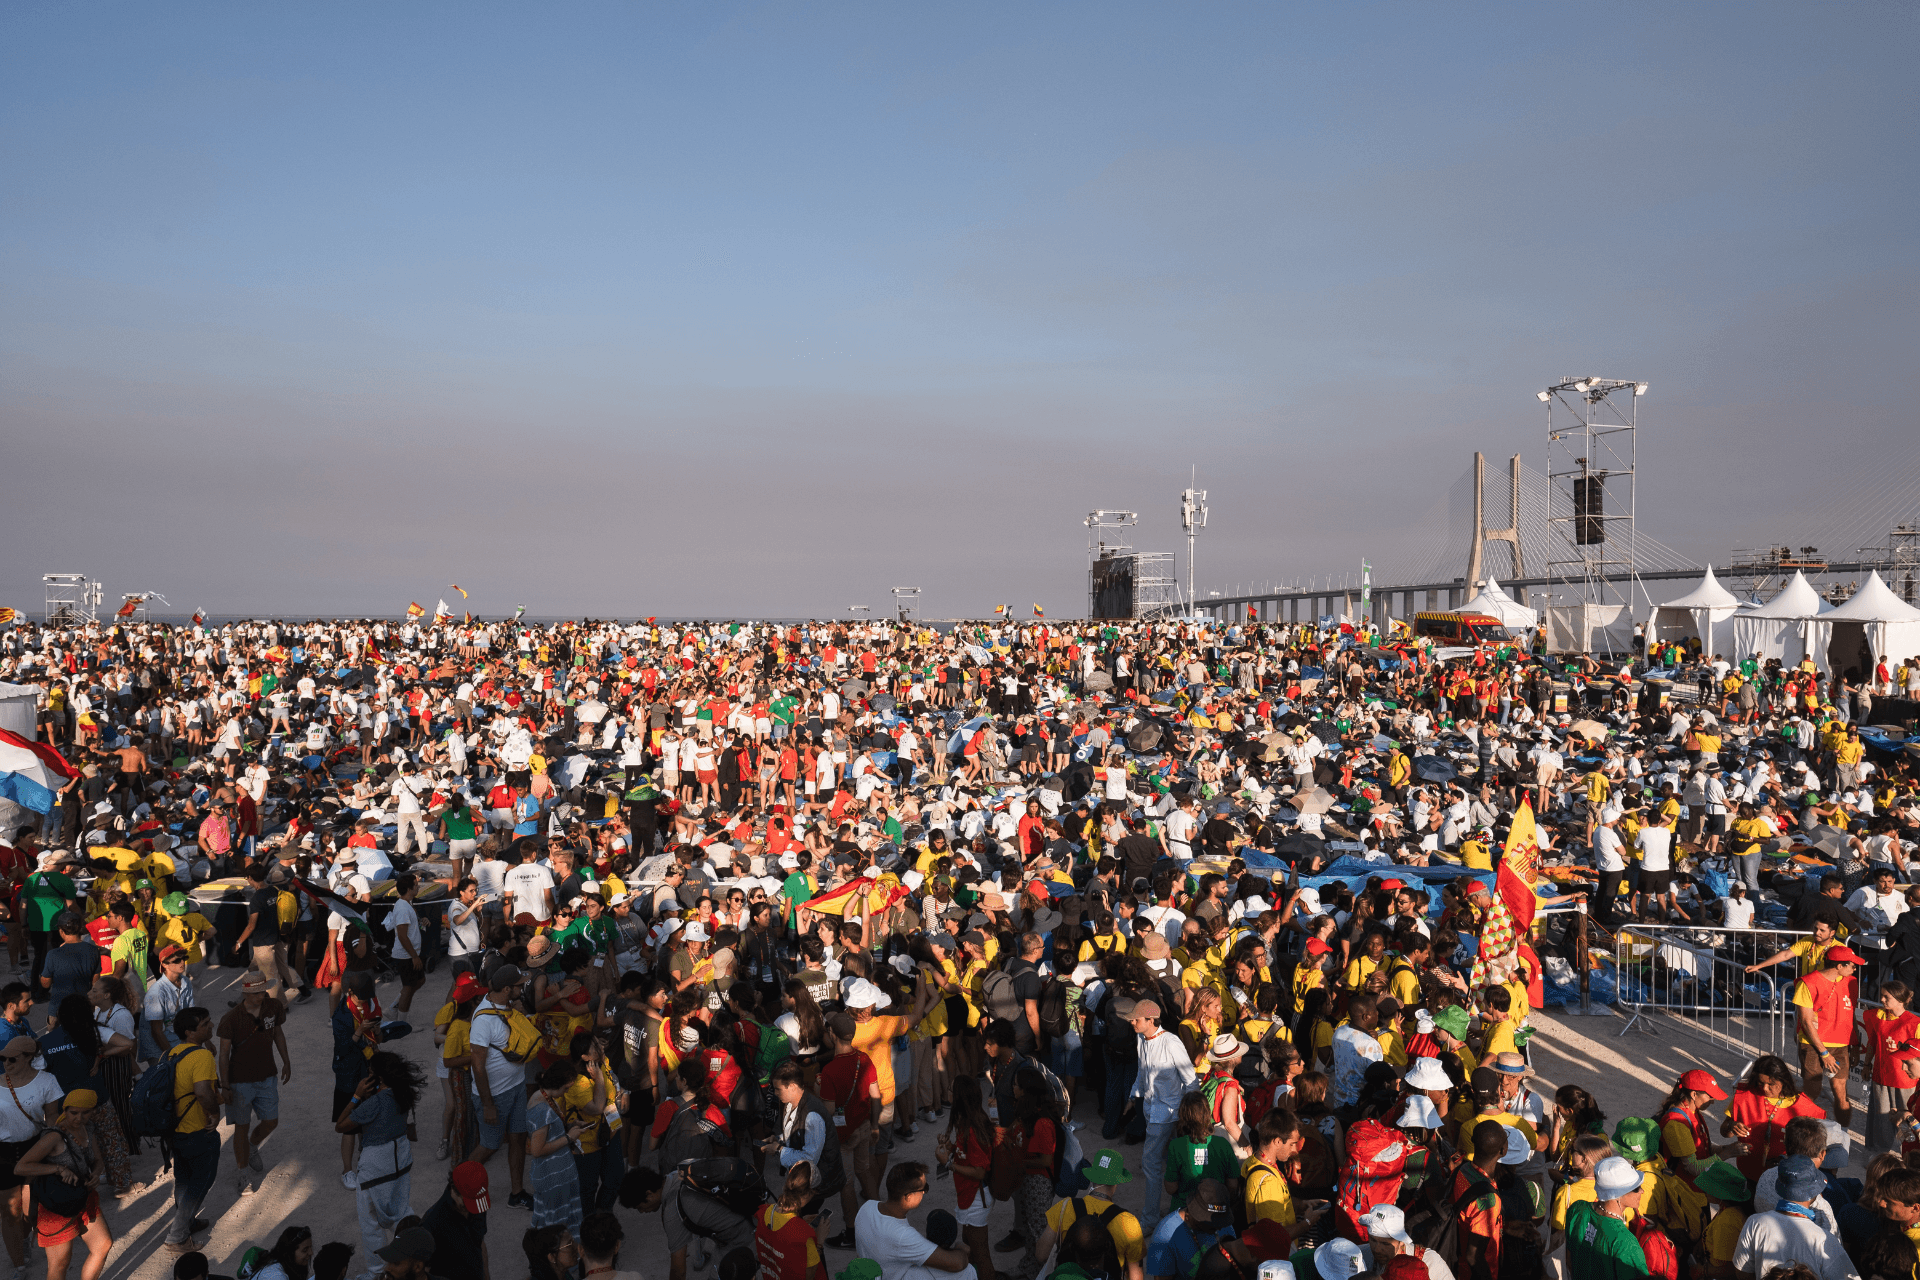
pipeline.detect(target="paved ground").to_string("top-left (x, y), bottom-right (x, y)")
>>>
top-left (71, 975), bottom-right (1855, 1280)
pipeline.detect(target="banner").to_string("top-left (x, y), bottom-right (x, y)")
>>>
top-left (1497, 799), bottom-right (1540, 928)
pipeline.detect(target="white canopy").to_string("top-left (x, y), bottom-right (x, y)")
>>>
top-left (1462, 578), bottom-right (1538, 640)
top-left (1727, 571), bottom-right (1834, 668)
top-left (1648, 566), bottom-right (1741, 657)
top-left (1809, 572), bottom-right (1920, 679)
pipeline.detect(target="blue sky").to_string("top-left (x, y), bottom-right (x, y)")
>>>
top-left (4, 3), bottom-right (1915, 618)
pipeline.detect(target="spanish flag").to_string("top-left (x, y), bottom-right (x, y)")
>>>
top-left (801, 875), bottom-right (908, 918)
top-left (450, 584), bottom-right (468, 599)
top-left (1032, 604), bottom-right (1045, 618)
top-left (406, 602), bottom-right (426, 618)
top-left (1497, 799), bottom-right (1540, 928)
top-left (463, 611), bottom-right (473, 624)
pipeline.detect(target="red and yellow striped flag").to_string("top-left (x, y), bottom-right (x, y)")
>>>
top-left (406, 602), bottom-right (426, 618)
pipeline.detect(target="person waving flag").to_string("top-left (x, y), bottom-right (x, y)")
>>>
top-left (406, 602), bottom-right (426, 618)
top-left (1032, 603), bottom-right (1045, 618)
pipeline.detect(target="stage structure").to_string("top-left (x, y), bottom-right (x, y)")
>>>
top-left (43, 574), bottom-right (102, 625)
top-left (1090, 552), bottom-right (1180, 619)
top-left (1083, 510), bottom-right (1138, 618)
top-left (890, 587), bottom-right (921, 623)
top-left (1540, 377), bottom-right (1647, 653)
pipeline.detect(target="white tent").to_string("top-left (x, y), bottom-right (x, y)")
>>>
top-left (1809, 572), bottom-right (1920, 680)
top-left (1545, 601), bottom-right (1635, 655)
top-left (1728, 571), bottom-right (1833, 667)
top-left (1648, 566), bottom-right (1741, 658)
top-left (1462, 578), bottom-right (1539, 643)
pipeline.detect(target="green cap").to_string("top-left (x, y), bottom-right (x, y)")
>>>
top-left (1696, 1160), bottom-right (1749, 1203)
top-left (162, 892), bottom-right (190, 915)
top-left (1431, 1006), bottom-right (1471, 1041)
top-left (1084, 1148), bottom-right (1133, 1185)
top-left (1612, 1116), bottom-right (1660, 1164)
top-left (835, 1262), bottom-right (882, 1280)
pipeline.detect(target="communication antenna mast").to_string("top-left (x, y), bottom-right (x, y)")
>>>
top-left (889, 587), bottom-right (922, 623)
top-left (1180, 471), bottom-right (1208, 614)
top-left (1083, 510), bottom-right (1138, 616)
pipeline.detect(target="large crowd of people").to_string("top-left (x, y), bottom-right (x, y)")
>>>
top-left (0, 612), bottom-right (1917, 1280)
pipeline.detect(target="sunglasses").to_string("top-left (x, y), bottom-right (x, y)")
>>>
top-left (1, 1052), bottom-right (33, 1062)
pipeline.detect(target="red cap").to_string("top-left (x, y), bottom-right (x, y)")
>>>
top-left (1465, 880), bottom-right (1490, 895)
top-left (1678, 1069), bottom-right (1728, 1100)
top-left (1305, 938), bottom-right (1333, 956)
top-left (1825, 946), bottom-right (1864, 965)
top-left (451, 973), bottom-right (486, 1003)
top-left (1379, 879), bottom-right (1406, 891)
top-left (451, 1160), bottom-right (490, 1213)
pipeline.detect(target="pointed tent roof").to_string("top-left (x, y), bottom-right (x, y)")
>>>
top-left (1745, 570), bottom-right (1833, 619)
top-left (1821, 571), bottom-right (1920, 622)
top-left (1462, 578), bottom-right (1537, 627)
top-left (1657, 565), bottom-right (1739, 611)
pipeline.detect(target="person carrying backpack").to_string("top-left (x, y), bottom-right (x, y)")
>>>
top-left (1031, 1149), bottom-right (1147, 1280)
top-left (155, 1007), bottom-right (221, 1254)
top-left (13, 1088), bottom-right (113, 1280)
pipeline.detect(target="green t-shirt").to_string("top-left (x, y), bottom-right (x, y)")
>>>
top-left (1565, 1201), bottom-right (1646, 1280)
top-left (550, 914), bottom-right (615, 957)
top-left (111, 927), bottom-right (153, 983)
top-left (769, 696), bottom-right (797, 726)
top-left (1165, 1133), bottom-right (1237, 1199)
top-left (443, 808), bottom-right (477, 841)
top-left (780, 871), bottom-right (813, 905)
top-left (22, 872), bottom-right (75, 932)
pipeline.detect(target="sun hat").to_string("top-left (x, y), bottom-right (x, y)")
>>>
top-left (1697, 1160), bottom-right (1749, 1203)
top-left (1398, 1095), bottom-right (1443, 1130)
top-left (1084, 1148), bottom-right (1133, 1185)
top-left (1140, 932), bottom-right (1172, 959)
top-left (1612, 1116), bottom-right (1660, 1164)
top-left (845, 979), bottom-right (882, 1009)
top-left (240, 973), bottom-right (272, 992)
top-left (1207, 1035), bottom-right (1248, 1065)
top-left (684, 922), bottom-right (710, 943)
top-left (376, 1229), bottom-right (437, 1265)
top-left (1258, 1264), bottom-right (1296, 1280)
top-left (1358, 1203), bottom-right (1411, 1243)
top-left (1498, 1125), bottom-right (1529, 1164)
top-left (1776, 1153), bottom-right (1825, 1203)
top-left (1594, 1156), bottom-right (1645, 1202)
top-left (1430, 1006), bottom-right (1470, 1040)
top-left (1131, 1000), bottom-right (1162, 1022)
top-left (1313, 1238), bottom-right (1367, 1280)
top-left (1187, 1178), bottom-right (1231, 1229)
top-left (1403, 1057), bottom-right (1452, 1091)
top-left (1489, 1051), bottom-right (1532, 1077)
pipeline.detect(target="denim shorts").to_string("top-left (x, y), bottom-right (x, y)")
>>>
top-left (226, 1077), bottom-right (279, 1125)
top-left (473, 1078), bottom-right (531, 1150)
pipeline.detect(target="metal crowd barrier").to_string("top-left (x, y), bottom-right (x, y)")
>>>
top-left (1611, 923), bottom-right (1811, 1058)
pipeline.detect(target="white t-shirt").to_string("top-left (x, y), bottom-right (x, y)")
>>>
top-left (855, 1200), bottom-right (944, 1280)
top-left (0, 1070), bottom-right (64, 1142)
top-left (467, 998), bottom-right (528, 1096)
top-left (1731, 1208), bottom-right (1853, 1280)
top-left (1636, 826), bottom-right (1673, 873)
top-left (387, 899), bottom-right (421, 959)
top-left (473, 858), bottom-right (509, 903)
top-left (1165, 809), bottom-right (1197, 851)
top-left (448, 899), bottom-right (483, 956)
top-left (1722, 897), bottom-right (1757, 929)
top-left (1593, 825), bottom-right (1627, 873)
top-left (504, 863), bottom-right (557, 922)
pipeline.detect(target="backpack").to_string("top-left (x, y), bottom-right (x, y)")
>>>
top-left (1289, 1119), bottom-right (1338, 1193)
top-left (131, 1043), bottom-right (214, 1139)
top-left (677, 1156), bottom-right (769, 1238)
top-left (982, 967), bottom-right (1023, 1023)
top-left (1062, 1198), bottom-right (1124, 1280)
top-left (475, 1006), bottom-right (543, 1064)
top-left (1402, 1158), bottom-right (1481, 1265)
top-left (751, 1019), bottom-right (792, 1084)
top-left (1335, 1117), bottom-right (1409, 1237)
top-left (30, 1130), bottom-right (91, 1216)
top-left (1038, 978), bottom-right (1071, 1037)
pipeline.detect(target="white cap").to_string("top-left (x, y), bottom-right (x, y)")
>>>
top-left (1594, 1155), bottom-right (1644, 1201)
top-left (845, 979), bottom-right (881, 1009)
top-left (1358, 1203), bottom-right (1410, 1243)
top-left (1397, 1095), bottom-right (1442, 1130)
top-left (684, 923), bottom-right (709, 943)
top-left (1403, 1056), bottom-right (1451, 1091)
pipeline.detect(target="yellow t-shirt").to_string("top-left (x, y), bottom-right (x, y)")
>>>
top-left (1482, 1019), bottom-right (1518, 1059)
top-left (1703, 1206), bottom-right (1746, 1266)
top-left (1459, 1110), bottom-right (1538, 1156)
top-left (1045, 1195), bottom-right (1146, 1266)
top-left (170, 1041), bottom-right (218, 1135)
top-left (443, 1019), bottom-right (472, 1066)
top-left (557, 1078), bottom-right (605, 1154)
top-left (1344, 954), bottom-right (1384, 991)
top-left (156, 909), bottom-right (214, 964)
top-left (1460, 840), bottom-right (1493, 871)
top-left (1549, 1177), bottom-right (1636, 1230)
top-left (1376, 1027), bottom-right (1408, 1070)
top-left (1789, 938), bottom-right (1840, 978)
top-left (1242, 1157), bottom-right (1296, 1226)
top-left (1388, 962), bottom-right (1422, 1008)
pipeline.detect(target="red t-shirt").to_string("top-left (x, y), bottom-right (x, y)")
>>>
top-left (1021, 1115), bottom-right (1059, 1179)
top-left (951, 1126), bottom-right (992, 1210)
top-left (816, 1050), bottom-right (879, 1131)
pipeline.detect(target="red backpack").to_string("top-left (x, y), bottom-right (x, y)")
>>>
top-left (1334, 1118), bottom-right (1409, 1242)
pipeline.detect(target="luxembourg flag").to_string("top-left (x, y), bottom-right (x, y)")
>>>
top-left (0, 729), bottom-right (80, 813)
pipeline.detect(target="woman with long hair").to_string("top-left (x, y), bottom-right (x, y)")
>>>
top-left (1007, 1067), bottom-right (1063, 1278)
top-left (1166, 1090), bottom-right (1236, 1205)
top-left (754, 1162), bottom-right (831, 1280)
top-left (938, 1075), bottom-right (998, 1280)
top-left (82, 980), bottom-right (134, 1195)
top-left (1720, 1055), bottom-right (1825, 1182)
top-left (252, 1225), bottom-right (316, 1280)
top-left (1549, 1084), bottom-right (1608, 1163)
top-left (11, 1089), bottom-right (112, 1280)
top-left (525, 1061), bottom-right (587, 1235)
top-left (335, 1050), bottom-right (428, 1273)
top-left (783, 979), bottom-right (828, 1089)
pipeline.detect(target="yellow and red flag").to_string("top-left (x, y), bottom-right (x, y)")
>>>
top-left (115, 598), bottom-right (138, 618)
top-left (406, 602), bottom-right (426, 618)
top-left (450, 584), bottom-right (468, 599)
top-left (993, 604), bottom-right (1008, 616)
top-left (1497, 798), bottom-right (1540, 928)
top-left (801, 875), bottom-right (908, 918)
top-left (1032, 603), bottom-right (1045, 618)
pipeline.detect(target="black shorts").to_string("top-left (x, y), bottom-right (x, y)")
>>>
top-left (398, 958), bottom-right (425, 989)
top-left (0, 1138), bottom-right (33, 1190)
top-left (1705, 815), bottom-right (1728, 835)
top-left (1639, 869), bottom-right (1673, 895)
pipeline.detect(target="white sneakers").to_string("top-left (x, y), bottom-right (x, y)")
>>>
top-left (341, 1170), bottom-right (359, 1190)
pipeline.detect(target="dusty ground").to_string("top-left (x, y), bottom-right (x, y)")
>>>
top-left (76, 975), bottom-right (1849, 1280)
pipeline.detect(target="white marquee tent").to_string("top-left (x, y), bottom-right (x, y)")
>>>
top-left (1728, 571), bottom-right (1834, 668)
top-left (1461, 578), bottom-right (1538, 644)
top-left (1809, 572), bottom-right (1920, 680)
top-left (1648, 566), bottom-right (1741, 657)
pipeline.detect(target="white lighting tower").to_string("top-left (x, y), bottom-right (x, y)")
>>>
top-left (1180, 475), bottom-right (1208, 614)
top-left (1084, 510), bottom-right (1138, 616)
top-left (889, 587), bottom-right (922, 623)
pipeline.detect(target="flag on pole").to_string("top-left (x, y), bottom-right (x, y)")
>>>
top-left (1032, 604), bottom-right (1045, 618)
top-left (645, 616), bottom-right (657, 625)
top-left (463, 611), bottom-right (473, 624)
top-left (406, 602), bottom-right (426, 618)
top-left (1497, 799), bottom-right (1541, 929)
top-left (450, 584), bottom-right (468, 599)
top-left (1246, 604), bottom-right (1257, 620)
top-left (514, 605), bottom-right (526, 619)
top-left (434, 599), bottom-right (451, 620)
top-left (190, 609), bottom-right (205, 626)
top-left (993, 604), bottom-right (1008, 616)
top-left (0, 608), bottom-right (15, 627)
top-left (292, 877), bottom-right (372, 935)
top-left (115, 598), bottom-right (138, 619)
